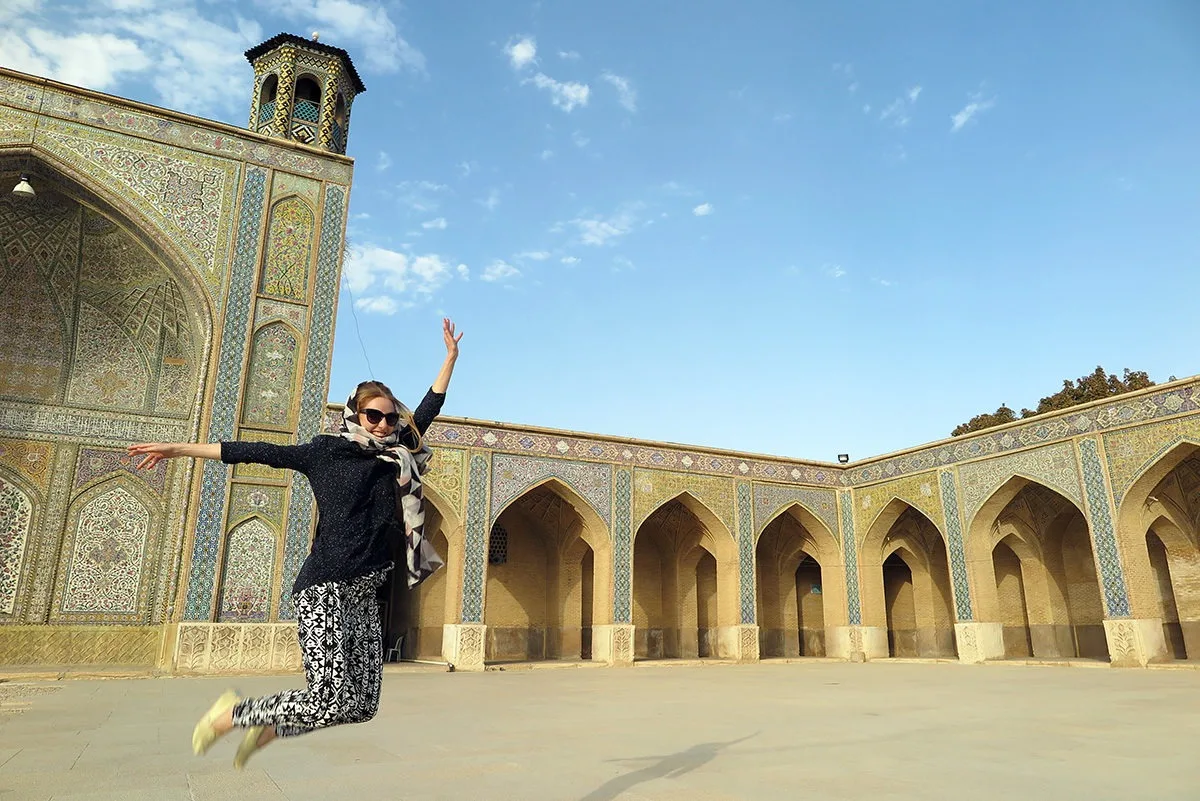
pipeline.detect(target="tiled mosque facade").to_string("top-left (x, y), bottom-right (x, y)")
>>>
top-left (1, 38), bottom-right (1198, 674)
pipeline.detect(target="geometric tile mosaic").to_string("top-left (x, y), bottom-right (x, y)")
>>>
top-left (632, 469), bottom-right (736, 538)
top-left (0, 438), bottom-right (52, 491)
top-left (461, 454), bottom-right (489, 624)
top-left (0, 475), bottom-right (33, 615)
top-left (839, 490), bottom-right (861, 625)
top-left (218, 517), bottom-right (275, 622)
top-left (751, 482), bottom-right (838, 543)
top-left (737, 482), bottom-right (756, 624)
top-left (185, 167), bottom-right (266, 621)
top-left (937, 470), bottom-right (973, 621)
top-left (74, 447), bottom-right (167, 495)
top-left (853, 472), bottom-right (945, 542)
top-left (490, 454), bottom-right (612, 528)
top-left (612, 468), bottom-right (632, 623)
top-left (61, 485), bottom-right (149, 615)
top-left (1103, 415), bottom-right (1200, 507)
top-left (423, 447), bottom-right (465, 515)
top-left (1077, 438), bottom-right (1131, 618)
top-left (956, 442), bottom-right (1084, 532)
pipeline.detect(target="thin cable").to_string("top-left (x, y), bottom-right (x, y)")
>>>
top-left (342, 279), bottom-right (375, 379)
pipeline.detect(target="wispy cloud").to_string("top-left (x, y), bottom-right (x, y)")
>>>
top-left (421, 217), bottom-right (447, 230)
top-left (505, 35), bottom-right (537, 70)
top-left (525, 72), bottom-right (590, 111)
top-left (569, 203), bottom-right (643, 246)
top-left (377, 151), bottom-right (392, 172)
top-left (558, 49), bottom-right (580, 60)
top-left (832, 62), bottom-right (858, 93)
top-left (540, 149), bottom-right (555, 160)
top-left (397, 180), bottom-right (450, 213)
top-left (457, 160), bottom-right (476, 178)
top-left (343, 244), bottom-right (462, 312)
top-left (515, 250), bottom-right (551, 261)
top-left (692, 202), bottom-right (714, 217)
top-left (478, 188), bottom-right (501, 211)
top-left (880, 85), bottom-right (922, 127)
top-left (561, 256), bottom-right (580, 265)
top-left (951, 91), bottom-right (996, 132)
top-left (824, 264), bottom-right (847, 279)
top-left (612, 255), bottom-right (635, 272)
top-left (269, 0), bottom-right (425, 74)
top-left (571, 130), bottom-right (590, 148)
top-left (601, 71), bottom-right (637, 112)
top-left (873, 277), bottom-right (897, 287)
top-left (481, 260), bottom-right (521, 283)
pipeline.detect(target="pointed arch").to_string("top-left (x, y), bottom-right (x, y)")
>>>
top-left (861, 497), bottom-right (944, 561)
top-left (492, 475), bottom-right (610, 550)
top-left (240, 320), bottom-right (303, 428)
top-left (1116, 441), bottom-right (1200, 543)
top-left (217, 516), bottom-right (276, 622)
top-left (757, 502), bottom-right (840, 564)
top-left (260, 194), bottom-right (316, 301)
top-left (636, 490), bottom-right (734, 548)
top-left (0, 468), bottom-right (37, 616)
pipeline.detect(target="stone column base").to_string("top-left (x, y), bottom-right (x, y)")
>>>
top-left (828, 626), bottom-right (888, 661)
top-left (716, 625), bottom-right (759, 662)
top-left (954, 622), bottom-right (1004, 664)
top-left (442, 623), bottom-right (486, 671)
top-left (1105, 618), bottom-right (1169, 667)
top-left (592, 624), bottom-right (635, 665)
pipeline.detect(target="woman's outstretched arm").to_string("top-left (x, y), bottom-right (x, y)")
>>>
top-left (431, 317), bottom-right (462, 394)
top-left (127, 442), bottom-right (221, 470)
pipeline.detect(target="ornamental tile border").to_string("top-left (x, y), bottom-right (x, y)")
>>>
top-left (736, 482), bottom-right (756, 624)
top-left (1077, 438), bottom-right (1131, 618)
top-left (613, 469), bottom-right (633, 623)
top-left (461, 454), bottom-right (490, 624)
top-left (489, 454), bottom-right (612, 528)
top-left (838, 490), bottom-right (861, 626)
top-left (955, 442), bottom-right (1084, 530)
top-left (751, 483), bottom-right (839, 542)
top-left (937, 470), bottom-right (973, 621)
top-left (1103, 415), bottom-right (1200, 507)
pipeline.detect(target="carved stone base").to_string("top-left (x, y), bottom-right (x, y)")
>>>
top-left (592, 624), bottom-right (635, 665)
top-left (828, 626), bottom-right (888, 661)
top-left (716, 625), bottom-right (759, 662)
top-left (954, 622), bottom-right (1005, 664)
top-left (1104, 618), bottom-right (1169, 667)
top-left (0, 625), bottom-right (163, 668)
top-left (442, 623), bottom-right (487, 671)
top-left (173, 623), bottom-right (301, 674)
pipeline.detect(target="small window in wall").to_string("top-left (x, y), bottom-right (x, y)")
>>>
top-left (488, 523), bottom-right (508, 564)
top-left (293, 76), bottom-right (322, 123)
top-left (261, 74), bottom-right (279, 104)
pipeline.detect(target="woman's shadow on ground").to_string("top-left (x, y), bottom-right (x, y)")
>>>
top-left (579, 732), bottom-right (759, 801)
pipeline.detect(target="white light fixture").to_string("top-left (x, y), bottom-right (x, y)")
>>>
top-left (837, 454), bottom-right (850, 464)
top-left (11, 174), bottom-right (35, 198)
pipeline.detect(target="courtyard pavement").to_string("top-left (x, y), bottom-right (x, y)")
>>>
top-left (0, 660), bottom-right (1197, 800)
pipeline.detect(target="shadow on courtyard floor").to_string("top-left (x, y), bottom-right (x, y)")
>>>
top-left (579, 732), bottom-right (759, 801)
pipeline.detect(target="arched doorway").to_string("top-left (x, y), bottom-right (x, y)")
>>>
top-left (483, 480), bottom-right (611, 663)
top-left (1116, 443), bottom-right (1200, 661)
top-left (632, 494), bottom-right (738, 659)
top-left (755, 504), bottom-right (841, 658)
top-left (861, 502), bottom-right (957, 658)
top-left (967, 478), bottom-right (1108, 660)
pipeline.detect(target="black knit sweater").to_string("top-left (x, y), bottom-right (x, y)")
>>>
top-left (221, 388), bottom-right (445, 594)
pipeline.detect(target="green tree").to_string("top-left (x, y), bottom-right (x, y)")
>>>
top-left (951, 367), bottom-right (1157, 437)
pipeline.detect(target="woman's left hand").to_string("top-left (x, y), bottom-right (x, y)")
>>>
top-left (443, 317), bottom-right (463, 359)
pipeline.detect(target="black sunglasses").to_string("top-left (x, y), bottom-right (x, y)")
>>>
top-left (361, 408), bottom-right (400, 427)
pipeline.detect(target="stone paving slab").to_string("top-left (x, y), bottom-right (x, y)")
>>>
top-left (0, 661), bottom-right (1198, 800)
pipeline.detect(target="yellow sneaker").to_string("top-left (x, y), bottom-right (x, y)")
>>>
top-left (191, 689), bottom-right (239, 756)
top-left (233, 726), bottom-right (266, 770)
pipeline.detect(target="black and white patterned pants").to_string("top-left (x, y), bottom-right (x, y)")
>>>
top-left (232, 569), bottom-right (389, 738)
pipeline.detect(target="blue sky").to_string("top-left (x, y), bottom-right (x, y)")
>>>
top-left (5, 1), bottom-right (1199, 462)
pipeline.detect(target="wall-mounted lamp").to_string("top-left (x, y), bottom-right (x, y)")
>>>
top-left (11, 174), bottom-right (35, 198)
top-left (837, 454), bottom-right (850, 464)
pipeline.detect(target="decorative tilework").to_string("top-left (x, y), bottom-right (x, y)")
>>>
top-left (61, 486), bottom-right (149, 614)
top-left (0, 476), bottom-right (33, 615)
top-left (1078, 438), bottom-right (1131, 618)
top-left (854, 472), bottom-right (945, 541)
top-left (271, 172), bottom-right (322, 206)
top-left (751, 483), bottom-right (839, 542)
top-left (66, 303), bottom-right (150, 411)
top-left (240, 323), bottom-right (300, 427)
top-left (490, 454), bottom-right (612, 527)
top-left (613, 468), bottom-right (633, 623)
top-left (185, 167), bottom-right (266, 621)
top-left (956, 442), bottom-right (1083, 530)
top-left (260, 197), bottom-right (314, 301)
top-left (228, 484), bottom-right (285, 529)
top-left (0, 438), bottom-right (52, 491)
top-left (0, 402), bottom-right (189, 446)
top-left (632, 469), bottom-right (736, 537)
top-left (253, 298), bottom-right (308, 331)
top-left (424, 447), bottom-right (465, 514)
top-left (0, 74), bottom-right (353, 184)
top-left (218, 517), bottom-right (275, 622)
top-left (75, 448), bottom-right (167, 495)
top-left (938, 470), bottom-right (973, 621)
top-left (279, 184), bottom-right (345, 620)
top-left (232, 430), bottom-right (294, 481)
top-left (839, 490), bottom-right (861, 625)
top-left (1103, 415), bottom-right (1200, 507)
top-left (461, 455), bottom-right (490, 623)
top-left (737, 482), bottom-right (756, 625)
top-left (845, 384), bottom-right (1200, 486)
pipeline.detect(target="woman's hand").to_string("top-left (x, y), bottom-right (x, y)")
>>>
top-left (126, 442), bottom-right (220, 468)
top-left (443, 317), bottom-right (463, 360)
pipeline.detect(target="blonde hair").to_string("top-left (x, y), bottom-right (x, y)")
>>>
top-left (352, 380), bottom-right (422, 453)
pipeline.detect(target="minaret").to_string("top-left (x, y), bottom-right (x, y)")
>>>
top-left (244, 32), bottom-right (365, 155)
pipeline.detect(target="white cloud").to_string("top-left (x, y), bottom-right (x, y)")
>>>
top-left (692, 203), bottom-right (714, 217)
top-left (505, 35), bottom-right (537, 70)
top-left (832, 62), bottom-right (857, 93)
top-left (561, 256), bottom-right (580, 265)
top-left (355, 295), bottom-right (399, 314)
top-left (481, 260), bottom-right (520, 283)
top-left (343, 244), bottom-right (457, 308)
top-left (456, 263), bottom-right (470, 280)
top-left (569, 204), bottom-right (642, 246)
top-left (268, 0), bottom-right (424, 74)
top-left (908, 86), bottom-right (923, 102)
top-left (457, 160), bottom-right (475, 177)
top-left (880, 85), bottom-right (922, 128)
top-left (540, 149), bottom-right (555, 160)
top-left (478, 188), bottom-right (501, 211)
top-left (773, 111), bottom-right (794, 123)
top-left (525, 72), bottom-right (590, 111)
top-left (612, 255), bottom-right (635, 272)
top-left (377, 151), bottom-right (392, 171)
top-left (558, 50), bottom-right (580, 60)
top-left (824, 264), bottom-right (847, 279)
top-left (0, 29), bottom-right (150, 91)
top-left (515, 251), bottom-right (551, 261)
top-left (601, 71), bottom-right (637, 112)
top-left (397, 180), bottom-right (449, 212)
top-left (951, 92), bottom-right (996, 132)
top-left (873, 277), bottom-right (897, 287)
top-left (571, 130), bottom-right (590, 148)
top-left (421, 217), bottom-right (448, 230)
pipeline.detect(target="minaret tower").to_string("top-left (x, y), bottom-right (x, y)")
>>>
top-left (244, 32), bottom-right (366, 155)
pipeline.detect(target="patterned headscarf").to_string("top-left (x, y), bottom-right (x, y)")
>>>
top-left (333, 386), bottom-right (444, 589)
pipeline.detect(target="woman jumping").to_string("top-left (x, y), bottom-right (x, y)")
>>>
top-left (129, 318), bottom-right (463, 769)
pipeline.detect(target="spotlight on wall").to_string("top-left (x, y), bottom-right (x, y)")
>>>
top-left (11, 174), bottom-right (35, 198)
top-left (837, 454), bottom-right (850, 464)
